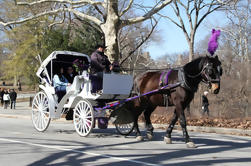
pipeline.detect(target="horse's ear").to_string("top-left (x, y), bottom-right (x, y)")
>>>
top-left (215, 55), bottom-right (222, 65)
top-left (215, 55), bottom-right (219, 60)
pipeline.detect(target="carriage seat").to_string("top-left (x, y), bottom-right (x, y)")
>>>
top-left (66, 75), bottom-right (85, 94)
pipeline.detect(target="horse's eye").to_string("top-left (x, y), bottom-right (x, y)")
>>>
top-left (207, 68), bottom-right (213, 75)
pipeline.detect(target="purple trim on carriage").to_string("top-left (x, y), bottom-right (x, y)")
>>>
top-left (159, 70), bottom-right (172, 86)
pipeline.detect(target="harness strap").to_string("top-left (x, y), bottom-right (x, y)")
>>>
top-left (178, 68), bottom-right (198, 92)
top-left (159, 70), bottom-right (172, 87)
top-left (159, 70), bottom-right (173, 107)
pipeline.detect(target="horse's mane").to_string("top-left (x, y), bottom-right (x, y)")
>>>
top-left (183, 56), bottom-right (206, 71)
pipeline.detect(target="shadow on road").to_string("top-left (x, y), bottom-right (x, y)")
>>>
top-left (3, 129), bottom-right (251, 166)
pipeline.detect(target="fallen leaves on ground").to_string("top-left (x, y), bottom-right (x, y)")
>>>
top-left (142, 114), bottom-right (251, 130)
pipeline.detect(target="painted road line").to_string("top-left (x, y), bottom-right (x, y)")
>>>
top-left (0, 137), bottom-right (162, 166)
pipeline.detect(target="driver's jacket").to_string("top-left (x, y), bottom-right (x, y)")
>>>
top-left (90, 50), bottom-right (111, 73)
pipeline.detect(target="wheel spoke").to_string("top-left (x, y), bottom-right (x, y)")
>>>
top-left (83, 122), bottom-right (89, 132)
top-left (75, 108), bottom-right (81, 116)
top-left (35, 97), bottom-right (39, 107)
top-left (73, 100), bottom-right (94, 136)
top-left (32, 92), bottom-right (50, 131)
top-left (33, 102), bottom-right (39, 109)
top-left (85, 119), bottom-right (92, 124)
top-left (80, 102), bottom-right (84, 111)
top-left (85, 115), bottom-right (92, 119)
top-left (84, 103), bottom-right (88, 112)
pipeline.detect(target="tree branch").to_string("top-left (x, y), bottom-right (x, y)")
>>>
top-left (121, 0), bottom-right (172, 26)
top-left (157, 13), bottom-right (182, 29)
top-left (196, 3), bottom-right (222, 29)
top-left (16, 0), bottom-right (103, 6)
top-left (69, 8), bottom-right (102, 26)
top-left (173, 0), bottom-right (190, 41)
top-left (120, 18), bottom-right (158, 65)
top-left (94, 5), bottom-right (106, 20)
top-left (49, 10), bottom-right (66, 28)
top-left (0, 8), bottom-right (65, 27)
top-left (120, 0), bottom-right (134, 17)
top-left (0, 7), bottom-right (103, 27)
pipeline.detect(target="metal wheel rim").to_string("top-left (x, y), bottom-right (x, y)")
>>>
top-left (115, 122), bottom-right (134, 136)
top-left (73, 100), bottom-right (94, 137)
top-left (31, 91), bottom-right (51, 132)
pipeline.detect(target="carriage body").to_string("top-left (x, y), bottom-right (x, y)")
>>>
top-left (32, 51), bottom-right (134, 136)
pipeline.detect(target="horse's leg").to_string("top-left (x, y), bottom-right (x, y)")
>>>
top-left (164, 109), bottom-right (178, 144)
top-left (179, 110), bottom-right (196, 148)
top-left (144, 107), bottom-right (155, 140)
top-left (133, 108), bottom-right (144, 141)
top-left (134, 115), bottom-right (144, 141)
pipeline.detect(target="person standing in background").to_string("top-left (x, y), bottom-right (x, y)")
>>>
top-left (0, 88), bottom-right (4, 107)
top-left (3, 89), bottom-right (10, 109)
top-left (202, 91), bottom-right (210, 116)
top-left (10, 89), bottom-right (17, 109)
top-left (17, 80), bottom-right (22, 91)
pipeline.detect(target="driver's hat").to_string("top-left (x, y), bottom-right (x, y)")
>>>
top-left (96, 44), bottom-right (107, 49)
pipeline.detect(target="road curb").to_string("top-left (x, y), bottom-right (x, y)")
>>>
top-left (0, 114), bottom-right (30, 119)
top-left (1, 113), bottom-right (251, 136)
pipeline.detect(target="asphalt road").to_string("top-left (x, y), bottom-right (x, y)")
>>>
top-left (0, 116), bottom-right (251, 166)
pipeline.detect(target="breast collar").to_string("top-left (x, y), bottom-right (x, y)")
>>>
top-left (178, 68), bottom-right (198, 92)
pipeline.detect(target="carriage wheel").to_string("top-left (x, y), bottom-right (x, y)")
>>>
top-left (115, 122), bottom-right (135, 136)
top-left (73, 99), bottom-right (94, 137)
top-left (31, 91), bottom-right (51, 132)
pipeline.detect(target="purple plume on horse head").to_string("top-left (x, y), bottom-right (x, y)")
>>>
top-left (208, 29), bottom-right (221, 56)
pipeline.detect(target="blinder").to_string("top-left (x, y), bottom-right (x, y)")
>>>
top-left (201, 62), bottom-right (221, 84)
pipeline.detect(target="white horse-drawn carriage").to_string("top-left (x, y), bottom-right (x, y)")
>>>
top-left (32, 51), bottom-right (134, 136)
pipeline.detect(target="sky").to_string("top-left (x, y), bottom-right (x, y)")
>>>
top-left (0, 0), bottom-right (229, 59)
top-left (144, 2), bottom-right (228, 60)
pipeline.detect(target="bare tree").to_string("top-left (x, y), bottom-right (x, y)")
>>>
top-left (217, 0), bottom-right (250, 88)
top-left (119, 17), bottom-right (159, 66)
top-left (159, 0), bottom-right (233, 61)
top-left (0, 0), bottom-right (174, 62)
top-left (217, 0), bottom-right (251, 116)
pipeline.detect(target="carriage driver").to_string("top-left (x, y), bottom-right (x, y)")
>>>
top-left (90, 44), bottom-right (113, 93)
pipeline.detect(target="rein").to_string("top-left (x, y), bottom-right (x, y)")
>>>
top-left (95, 82), bottom-right (181, 111)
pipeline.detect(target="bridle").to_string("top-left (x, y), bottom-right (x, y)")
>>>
top-left (186, 62), bottom-right (221, 86)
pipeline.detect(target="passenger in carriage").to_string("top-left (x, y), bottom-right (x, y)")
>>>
top-left (90, 44), bottom-right (113, 93)
top-left (53, 67), bottom-right (71, 102)
top-left (64, 66), bottom-right (75, 84)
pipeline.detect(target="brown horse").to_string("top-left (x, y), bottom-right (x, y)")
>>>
top-left (112, 55), bottom-right (222, 148)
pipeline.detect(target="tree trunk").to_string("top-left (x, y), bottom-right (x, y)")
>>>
top-left (189, 41), bottom-right (194, 62)
top-left (14, 75), bottom-right (17, 86)
top-left (101, 0), bottom-right (120, 62)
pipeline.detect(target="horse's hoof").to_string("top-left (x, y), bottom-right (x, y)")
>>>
top-left (186, 142), bottom-right (196, 148)
top-left (136, 136), bottom-right (144, 141)
top-left (147, 133), bottom-right (153, 140)
top-left (164, 136), bottom-right (172, 144)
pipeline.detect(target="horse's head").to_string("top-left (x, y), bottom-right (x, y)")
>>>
top-left (201, 55), bottom-right (222, 94)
